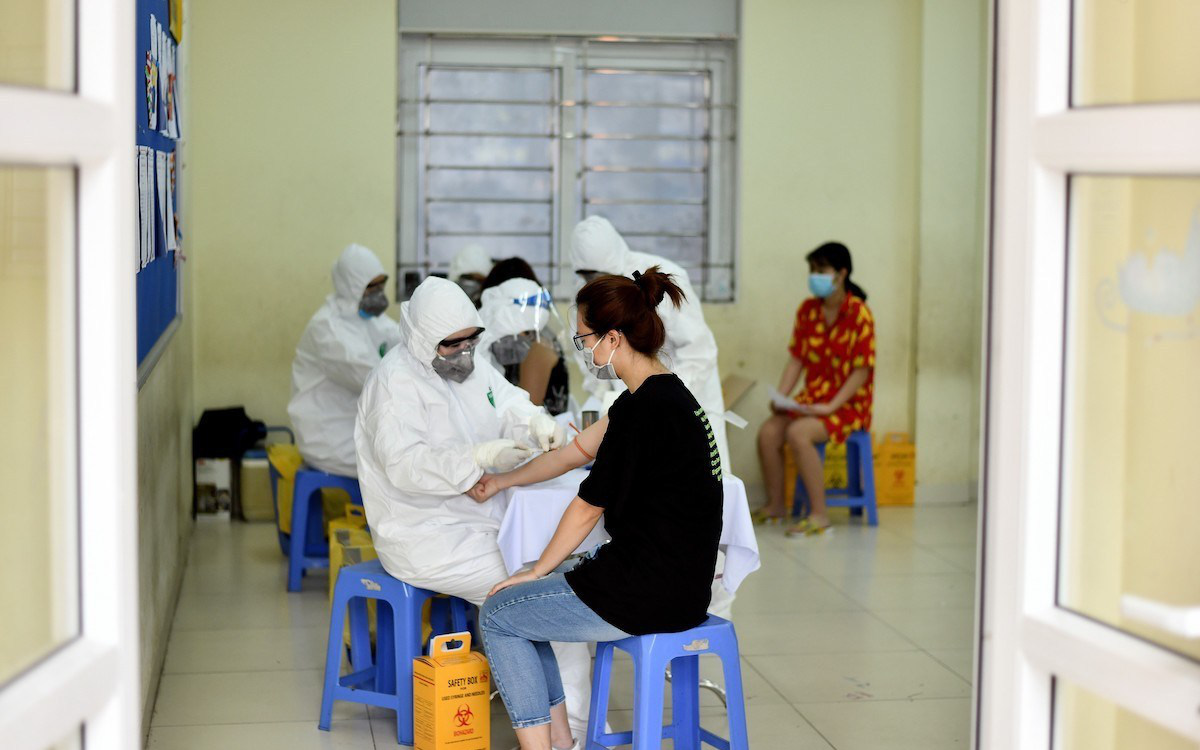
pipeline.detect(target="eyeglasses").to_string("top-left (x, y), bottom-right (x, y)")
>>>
top-left (572, 331), bottom-right (602, 351)
top-left (573, 329), bottom-right (621, 351)
top-left (439, 329), bottom-right (483, 351)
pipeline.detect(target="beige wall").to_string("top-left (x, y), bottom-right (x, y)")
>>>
top-left (136, 313), bottom-right (194, 736)
top-left (715, 0), bottom-right (923, 481)
top-left (719, 0), bottom-right (987, 501)
top-left (189, 0), bottom-right (398, 428)
top-left (187, 0), bottom-right (989, 503)
top-left (912, 0), bottom-right (988, 502)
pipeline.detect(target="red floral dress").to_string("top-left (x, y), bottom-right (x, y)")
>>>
top-left (787, 295), bottom-right (876, 444)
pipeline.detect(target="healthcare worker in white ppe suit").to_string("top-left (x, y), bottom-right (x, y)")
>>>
top-left (571, 217), bottom-right (737, 619)
top-left (354, 276), bottom-right (595, 737)
top-left (287, 243), bottom-right (401, 477)
top-left (571, 216), bottom-right (729, 467)
top-left (449, 243), bottom-right (493, 307)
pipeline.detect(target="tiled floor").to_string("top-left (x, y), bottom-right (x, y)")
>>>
top-left (147, 502), bottom-right (978, 749)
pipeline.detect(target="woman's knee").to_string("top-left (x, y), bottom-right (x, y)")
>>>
top-left (758, 415), bottom-right (788, 446)
top-left (786, 417), bottom-right (826, 446)
top-left (481, 588), bottom-right (515, 634)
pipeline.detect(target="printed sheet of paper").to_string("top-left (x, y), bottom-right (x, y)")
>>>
top-left (146, 17), bottom-right (158, 130)
top-left (136, 151), bottom-right (144, 271)
top-left (158, 22), bottom-right (170, 135)
top-left (155, 150), bottom-right (168, 258)
top-left (165, 38), bottom-right (178, 138)
top-left (166, 152), bottom-right (178, 250)
top-left (137, 147), bottom-right (150, 268)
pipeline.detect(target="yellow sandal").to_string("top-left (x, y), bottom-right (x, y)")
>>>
top-left (785, 518), bottom-right (833, 537)
top-left (750, 507), bottom-right (786, 525)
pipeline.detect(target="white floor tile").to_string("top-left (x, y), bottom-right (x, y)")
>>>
top-left (746, 650), bottom-right (970, 703)
top-left (171, 590), bottom-right (331, 632)
top-left (147, 719), bottom-right (375, 750)
top-left (834, 572), bottom-right (977, 611)
top-left (733, 611), bottom-right (915, 655)
top-left (870, 608), bottom-right (978, 650)
top-left (150, 669), bottom-right (366, 726)
top-left (162, 626), bottom-right (329, 674)
top-left (926, 544), bottom-right (979, 572)
top-left (798, 697), bottom-right (972, 750)
top-left (927, 648), bottom-right (975, 684)
top-left (784, 543), bottom-right (964, 579)
top-left (731, 568), bottom-right (864, 615)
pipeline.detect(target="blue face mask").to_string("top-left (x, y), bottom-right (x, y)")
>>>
top-left (808, 273), bottom-right (835, 298)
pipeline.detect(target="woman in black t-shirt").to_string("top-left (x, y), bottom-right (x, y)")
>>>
top-left (474, 268), bottom-right (723, 750)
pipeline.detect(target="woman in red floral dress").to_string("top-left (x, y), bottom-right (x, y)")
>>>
top-left (755, 242), bottom-right (875, 535)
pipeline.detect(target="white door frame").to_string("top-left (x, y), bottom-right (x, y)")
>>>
top-left (0, 0), bottom-right (140, 747)
top-left (980, 0), bottom-right (1200, 746)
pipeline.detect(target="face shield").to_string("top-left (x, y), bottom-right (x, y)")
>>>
top-left (487, 287), bottom-right (565, 366)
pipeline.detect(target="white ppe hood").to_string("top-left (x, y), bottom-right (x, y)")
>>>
top-left (449, 243), bottom-right (493, 280)
top-left (570, 215), bottom-right (634, 275)
top-left (398, 275), bottom-right (484, 369)
top-left (332, 243), bottom-right (387, 307)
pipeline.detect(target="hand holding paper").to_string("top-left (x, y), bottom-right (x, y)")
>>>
top-left (768, 387), bottom-right (805, 413)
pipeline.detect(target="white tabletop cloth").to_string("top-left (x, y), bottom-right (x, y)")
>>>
top-left (496, 470), bottom-right (761, 593)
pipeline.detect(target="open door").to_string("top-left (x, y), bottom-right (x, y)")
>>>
top-left (982, 0), bottom-right (1200, 746)
top-left (0, 1), bottom-right (140, 747)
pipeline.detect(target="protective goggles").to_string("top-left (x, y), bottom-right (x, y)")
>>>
top-left (438, 328), bottom-right (483, 352)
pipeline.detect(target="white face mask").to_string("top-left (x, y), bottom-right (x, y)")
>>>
top-left (582, 334), bottom-right (619, 380)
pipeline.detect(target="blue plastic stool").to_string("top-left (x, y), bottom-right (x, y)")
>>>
top-left (791, 430), bottom-right (878, 526)
top-left (586, 616), bottom-right (749, 750)
top-left (268, 461), bottom-right (325, 558)
top-left (286, 469), bottom-right (363, 592)
top-left (319, 560), bottom-right (472, 746)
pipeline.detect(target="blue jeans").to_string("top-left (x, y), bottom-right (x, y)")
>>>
top-left (481, 570), bottom-right (629, 729)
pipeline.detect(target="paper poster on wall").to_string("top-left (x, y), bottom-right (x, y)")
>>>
top-left (166, 152), bottom-right (178, 251)
top-left (146, 17), bottom-right (158, 130)
top-left (138, 147), bottom-right (143, 268)
top-left (137, 151), bottom-right (145, 268)
top-left (155, 150), bottom-right (168, 258)
top-left (165, 39), bottom-right (178, 138)
top-left (144, 147), bottom-right (154, 266)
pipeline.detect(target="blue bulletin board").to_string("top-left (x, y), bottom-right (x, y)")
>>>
top-left (135, 0), bottom-right (182, 377)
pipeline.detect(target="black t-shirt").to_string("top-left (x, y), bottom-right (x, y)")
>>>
top-left (564, 373), bottom-right (724, 635)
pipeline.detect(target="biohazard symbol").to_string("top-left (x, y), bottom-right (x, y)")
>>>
top-left (453, 704), bottom-right (474, 728)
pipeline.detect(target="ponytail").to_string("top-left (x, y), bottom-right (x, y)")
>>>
top-left (576, 266), bottom-right (685, 356)
top-left (631, 267), bottom-right (684, 310)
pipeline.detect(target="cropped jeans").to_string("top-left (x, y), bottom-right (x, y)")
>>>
top-left (481, 569), bottom-right (629, 729)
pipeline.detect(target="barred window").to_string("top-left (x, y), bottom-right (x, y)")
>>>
top-left (399, 36), bottom-right (736, 301)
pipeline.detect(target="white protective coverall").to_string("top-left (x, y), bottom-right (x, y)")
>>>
top-left (354, 276), bottom-right (595, 736)
top-left (570, 216), bottom-right (729, 466)
top-left (477, 278), bottom-right (557, 371)
top-left (287, 243), bottom-right (400, 477)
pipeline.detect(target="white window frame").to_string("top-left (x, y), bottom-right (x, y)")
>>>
top-left (981, 0), bottom-right (1200, 746)
top-left (397, 34), bottom-right (738, 302)
top-left (0, 1), bottom-right (140, 747)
